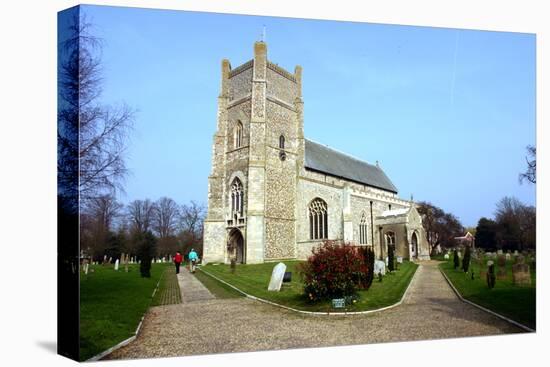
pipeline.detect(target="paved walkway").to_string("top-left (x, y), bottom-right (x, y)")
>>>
top-left (106, 261), bottom-right (524, 360)
top-left (177, 267), bottom-right (215, 303)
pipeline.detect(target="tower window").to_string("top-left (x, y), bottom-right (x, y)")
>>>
top-left (279, 135), bottom-right (285, 149)
top-left (231, 178), bottom-right (244, 216)
top-left (359, 212), bottom-right (368, 245)
top-left (234, 121), bottom-right (243, 149)
top-left (309, 198), bottom-right (328, 240)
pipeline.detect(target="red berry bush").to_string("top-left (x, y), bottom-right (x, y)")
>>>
top-left (299, 241), bottom-right (370, 302)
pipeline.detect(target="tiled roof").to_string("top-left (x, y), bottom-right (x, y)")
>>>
top-left (304, 139), bottom-right (398, 193)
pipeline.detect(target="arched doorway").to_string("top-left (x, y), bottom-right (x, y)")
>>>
top-left (228, 228), bottom-right (245, 264)
top-left (411, 232), bottom-right (419, 259)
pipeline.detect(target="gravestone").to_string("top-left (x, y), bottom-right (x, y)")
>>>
top-left (267, 262), bottom-right (287, 291)
top-left (497, 249), bottom-right (503, 255)
top-left (385, 257), bottom-right (388, 266)
top-left (513, 250), bottom-right (519, 256)
top-left (444, 253), bottom-right (450, 260)
top-left (114, 259), bottom-right (119, 271)
top-left (496, 255), bottom-right (507, 280)
top-left (512, 256), bottom-right (531, 286)
top-left (505, 253), bottom-right (511, 261)
top-left (84, 263), bottom-right (89, 275)
top-left (397, 256), bottom-right (403, 264)
top-left (374, 260), bottom-right (386, 276)
top-left (103, 255), bottom-right (108, 264)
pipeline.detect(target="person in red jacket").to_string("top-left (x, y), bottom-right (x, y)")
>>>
top-left (174, 251), bottom-right (183, 274)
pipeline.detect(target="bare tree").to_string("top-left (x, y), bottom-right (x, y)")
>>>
top-left (177, 201), bottom-right (206, 256)
top-left (153, 197), bottom-right (180, 238)
top-left (417, 201), bottom-right (464, 254)
top-left (519, 145), bottom-right (536, 184)
top-left (58, 13), bottom-right (134, 202)
top-left (494, 196), bottom-right (536, 250)
top-left (127, 199), bottom-right (157, 234)
top-left (81, 194), bottom-right (123, 257)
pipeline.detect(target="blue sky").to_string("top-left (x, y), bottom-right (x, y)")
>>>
top-left (80, 5), bottom-right (536, 227)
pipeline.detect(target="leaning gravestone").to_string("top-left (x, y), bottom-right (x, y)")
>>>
top-left (496, 255), bottom-right (507, 280)
top-left (374, 260), bottom-right (386, 276)
top-left (268, 262), bottom-right (287, 291)
top-left (512, 256), bottom-right (531, 286)
top-left (114, 259), bottom-right (119, 271)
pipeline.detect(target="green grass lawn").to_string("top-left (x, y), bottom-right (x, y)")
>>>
top-left (79, 263), bottom-right (169, 361)
top-left (439, 258), bottom-right (536, 329)
top-left (198, 260), bottom-right (418, 312)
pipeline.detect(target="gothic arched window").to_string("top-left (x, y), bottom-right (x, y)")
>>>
top-left (279, 135), bottom-right (285, 149)
top-left (309, 198), bottom-right (328, 240)
top-left (231, 178), bottom-right (244, 216)
top-left (359, 212), bottom-right (368, 245)
top-left (234, 121), bottom-right (243, 149)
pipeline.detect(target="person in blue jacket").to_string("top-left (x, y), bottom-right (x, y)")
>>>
top-left (188, 248), bottom-right (199, 273)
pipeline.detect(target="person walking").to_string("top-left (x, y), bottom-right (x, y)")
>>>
top-left (174, 251), bottom-right (183, 274)
top-left (188, 248), bottom-right (198, 273)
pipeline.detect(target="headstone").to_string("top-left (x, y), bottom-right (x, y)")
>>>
top-left (114, 259), bottom-right (119, 271)
top-left (374, 260), bottom-right (386, 276)
top-left (397, 256), bottom-right (403, 264)
top-left (444, 254), bottom-right (450, 260)
top-left (497, 249), bottom-right (503, 255)
top-left (84, 263), bottom-right (89, 274)
top-left (108, 257), bottom-right (112, 264)
top-left (162, 257), bottom-right (166, 263)
top-left (385, 257), bottom-right (389, 266)
top-left (497, 255), bottom-right (507, 280)
top-left (505, 253), bottom-right (511, 261)
top-left (282, 272), bottom-right (292, 283)
top-left (103, 255), bottom-right (108, 264)
top-left (513, 250), bottom-right (519, 256)
top-left (267, 262), bottom-right (287, 291)
top-left (512, 256), bottom-right (531, 286)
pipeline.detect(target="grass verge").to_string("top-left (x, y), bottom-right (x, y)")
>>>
top-left (80, 263), bottom-right (169, 361)
top-left (152, 266), bottom-right (182, 306)
top-left (439, 259), bottom-right (535, 329)
top-left (199, 260), bottom-right (418, 312)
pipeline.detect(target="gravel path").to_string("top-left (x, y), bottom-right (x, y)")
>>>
top-left (106, 261), bottom-right (523, 360)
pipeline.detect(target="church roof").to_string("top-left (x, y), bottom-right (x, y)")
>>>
top-left (304, 139), bottom-right (398, 193)
top-left (379, 208), bottom-right (409, 218)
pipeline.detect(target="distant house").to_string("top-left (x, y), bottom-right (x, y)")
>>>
top-left (454, 232), bottom-right (475, 249)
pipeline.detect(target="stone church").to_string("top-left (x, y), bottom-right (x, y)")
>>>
top-left (203, 41), bottom-right (430, 264)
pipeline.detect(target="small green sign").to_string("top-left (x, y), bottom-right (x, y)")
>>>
top-left (332, 298), bottom-right (345, 308)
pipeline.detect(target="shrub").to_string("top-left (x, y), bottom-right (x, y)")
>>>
top-left (453, 249), bottom-right (459, 270)
top-left (299, 241), bottom-right (366, 302)
top-left (462, 246), bottom-right (471, 273)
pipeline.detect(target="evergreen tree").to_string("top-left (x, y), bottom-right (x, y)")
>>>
top-left (462, 246), bottom-right (471, 273)
top-left (453, 249), bottom-right (459, 270)
top-left (136, 231), bottom-right (156, 278)
top-left (388, 245), bottom-right (395, 272)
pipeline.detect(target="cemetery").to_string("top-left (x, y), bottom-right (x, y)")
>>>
top-left (199, 257), bottom-right (418, 313)
top-left (79, 261), bottom-right (173, 361)
top-left (439, 249), bottom-right (536, 329)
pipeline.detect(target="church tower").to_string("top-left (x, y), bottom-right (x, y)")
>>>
top-left (203, 41), bottom-right (304, 264)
